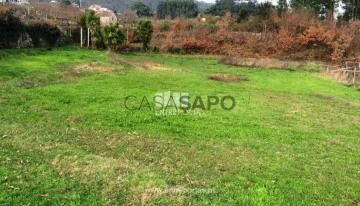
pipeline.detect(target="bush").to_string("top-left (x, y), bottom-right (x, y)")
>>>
top-left (0, 9), bottom-right (24, 48)
top-left (26, 21), bottom-right (43, 47)
top-left (25, 21), bottom-right (62, 47)
top-left (159, 21), bottom-right (171, 32)
top-left (41, 23), bottom-right (61, 47)
top-left (137, 19), bottom-right (154, 51)
top-left (101, 23), bottom-right (125, 51)
top-left (92, 30), bottom-right (105, 49)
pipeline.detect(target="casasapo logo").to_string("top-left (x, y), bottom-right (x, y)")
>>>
top-left (124, 91), bottom-right (236, 116)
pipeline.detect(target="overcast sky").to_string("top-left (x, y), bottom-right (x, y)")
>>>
top-left (199, 0), bottom-right (344, 14)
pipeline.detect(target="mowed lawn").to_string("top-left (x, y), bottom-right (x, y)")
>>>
top-left (0, 46), bottom-right (359, 205)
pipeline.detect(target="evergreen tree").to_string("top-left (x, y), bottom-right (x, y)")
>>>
top-left (290, 0), bottom-right (338, 19)
top-left (131, 1), bottom-right (153, 17)
top-left (342, 0), bottom-right (360, 21)
top-left (277, 0), bottom-right (288, 16)
top-left (157, 0), bottom-right (199, 19)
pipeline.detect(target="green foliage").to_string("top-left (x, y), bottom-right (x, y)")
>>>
top-left (26, 22), bottom-right (43, 47)
top-left (342, 0), bottom-right (360, 21)
top-left (92, 30), bottom-right (106, 49)
top-left (290, 0), bottom-right (338, 17)
top-left (41, 24), bottom-right (61, 47)
top-left (157, 0), bottom-right (199, 19)
top-left (236, 1), bottom-right (258, 22)
top-left (237, 6), bottom-right (250, 22)
top-left (205, 0), bottom-right (237, 16)
top-left (62, 0), bottom-right (71, 6)
top-left (101, 23), bottom-right (125, 51)
top-left (0, 9), bottom-right (24, 48)
top-left (131, 1), bottom-right (153, 17)
top-left (79, 11), bottom-right (100, 30)
top-left (79, 11), bottom-right (101, 48)
top-left (136, 19), bottom-right (153, 50)
top-left (25, 21), bottom-right (61, 47)
top-left (159, 20), bottom-right (171, 32)
top-left (277, 0), bottom-right (288, 16)
top-left (257, 2), bottom-right (273, 20)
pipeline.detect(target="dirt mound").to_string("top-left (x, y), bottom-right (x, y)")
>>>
top-left (208, 73), bottom-right (248, 82)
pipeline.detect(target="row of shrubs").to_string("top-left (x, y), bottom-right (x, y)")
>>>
top-left (0, 8), bottom-right (61, 48)
top-left (149, 11), bottom-right (360, 62)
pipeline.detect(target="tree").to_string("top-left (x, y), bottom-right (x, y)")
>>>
top-left (205, 0), bottom-right (237, 16)
top-left (79, 11), bottom-right (100, 48)
top-left (41, 23), bottom-right (61, 47)
top-left (137, 19), bottom-right (153, 51)
top-left (236, 1), bottom-right (257, 22)
top-left (101, 23), bottom-right (125, 51)
top-left (131, 1), bottom-right (152, 17)
top-left (62, 0), bottom-right (71, 6)
top-left (157, 0), bottom-right (199, 19)
top-left (343, 0), bottom-right (360, 21)
top-left (290, 0), bottom-right (338, 19)
top-left (257, 2), bottom-right (273, 20)
top-left (237, 6), bottom-right (249, 22)
top-left (121, 10), bottom-right (137, 45)
top-left (277, 0), bottom-right (288, 16)
top-left (26, 21), bottom-right (43, 47)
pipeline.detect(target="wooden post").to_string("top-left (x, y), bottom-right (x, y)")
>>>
top-left (127, 26), bottom-right (129, 45)
top-left (354, 67), bottom-right (357, 86)
top-left (80, 27), bottom-right (83, 47)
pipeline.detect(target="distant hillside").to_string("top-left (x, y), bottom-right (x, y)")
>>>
top-left (196, 1), bottom-right (213, 12)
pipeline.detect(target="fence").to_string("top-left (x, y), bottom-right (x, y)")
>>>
top-left (322, 61), bottom-right (360, 87)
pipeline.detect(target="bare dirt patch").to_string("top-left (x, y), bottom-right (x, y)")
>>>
top-left (208, 73), bottom-right (248, 82)
top-left (108, 53), bottom-right (175, 71)
top-left (138, 61), bottom-right (167, 70)
top-left (74, 62), bottom-right (114, 72)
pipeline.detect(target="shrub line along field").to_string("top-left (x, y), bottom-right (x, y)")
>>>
top-left (0, 46), bottom-right (359, 205)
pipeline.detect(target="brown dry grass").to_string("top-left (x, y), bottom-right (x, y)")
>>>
top-left (328, 69), bottom-right (358, 86)
top-left (208, 73), bottom-right (248, 82)
top-left (137, 60), bottom-right (169, 71)
top-left (74, 62), bottom-right (114, 72)
top-left (219, 56), bottom-right (322, 71)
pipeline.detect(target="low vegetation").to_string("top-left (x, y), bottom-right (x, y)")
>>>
top-left (0, 46), bottom-right (359, 205)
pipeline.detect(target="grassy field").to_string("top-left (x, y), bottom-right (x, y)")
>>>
top-left (0, 46), bottom-right (359, 205)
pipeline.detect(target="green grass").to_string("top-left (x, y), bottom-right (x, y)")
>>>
top-left (0, 46), bottom-right (359, 205)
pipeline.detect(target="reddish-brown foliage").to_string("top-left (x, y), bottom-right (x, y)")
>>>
top-left (150, 10), bottom-right (360, 62)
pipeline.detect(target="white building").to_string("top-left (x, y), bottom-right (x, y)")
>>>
top-left (6, 0), bottom-right (29, 4)
top-left (96, 11), bottom-right (117, 26)
top-left (88, 4), bottom-right (102, 12)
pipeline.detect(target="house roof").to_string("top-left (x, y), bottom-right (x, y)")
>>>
top-left (88, 4), bottom-right (101, 10)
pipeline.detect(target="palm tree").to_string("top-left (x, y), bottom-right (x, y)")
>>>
top-left (79, 11), bottom-right (100, 48)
